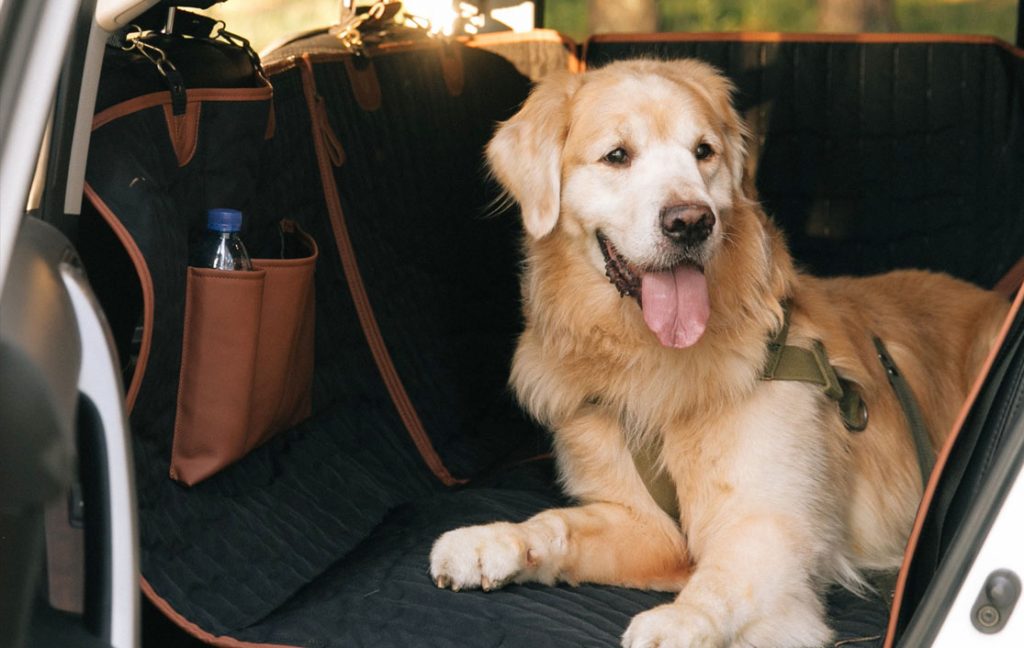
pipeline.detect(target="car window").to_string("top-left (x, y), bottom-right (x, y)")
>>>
top-left (202, 0), bottom-right (1019, 54)
top-left (551, 0), bottom-right (1018, 42)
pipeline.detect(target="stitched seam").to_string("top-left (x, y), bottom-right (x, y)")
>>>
top-left (297, 55), bottom-right (465, 486)
top-left (82, 184), bottom-right (154, 414)
top-left (94, 86), bottom-right (273, 130)
top-left (139, 578), bottom-right (300, 648)
top-left (179, 103), bottom-right (201, 167)
top-left (170, 270), bottom-right (198, 480)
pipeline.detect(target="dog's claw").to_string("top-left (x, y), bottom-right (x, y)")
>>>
top-left (481, 576), bottom-right (493, 591)
top-left (435, 576), bottom-right (449, 589)
top-left (451, 583), bottom-right (461, 592)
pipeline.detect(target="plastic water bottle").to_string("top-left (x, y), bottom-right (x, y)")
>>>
top-left (191, 208), bottom-right (253, 270)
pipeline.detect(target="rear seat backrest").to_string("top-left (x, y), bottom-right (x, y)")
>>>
top-left (256, 40), bottom-right (547, 482)
top-left (586, 35), bottom-right (1024, 288)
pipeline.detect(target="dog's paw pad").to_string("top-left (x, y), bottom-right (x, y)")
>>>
top-left (621, 604), bottom-right (716, 648)
top-left (429, 523), bottom-right (527, 592)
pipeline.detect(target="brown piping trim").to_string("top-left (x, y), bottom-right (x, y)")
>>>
top-left (309, 87), bottom-right (346, 167)
top-left (297, 54), bottom-right (466, 486)
top-left (582, 32), bottom-right (1024, 65)
top-left (464, 28), bottom-right (582, 73)
top-left (439, 43), bottom-right (465, 97)
top-left (267, 29), bottom-right (581, 75)
top-left (264, 102), bottom-right (276, 140)
top-left (82, 184), bottom-right (153, 415)
top-left (883, 282), bottom-right (1024, 647)
top-left (374, 38), bottom-right (453, 53)
top-left (92, 86), bottom-right (273, 131)
top-left (343, 56), bottom-right (383, 112)
top-left (264, 56), bottom-right (299, 76)
top-left (994, 257), bottom-right (1024, 300)
top-left (140, 577), bottom-right (298, 648)
top-left (162, 101), bottom-right (202, 167)
top-left (267, 42), bottom-right (448, 71)
top-left (463, 28), bottom-right (576, 50)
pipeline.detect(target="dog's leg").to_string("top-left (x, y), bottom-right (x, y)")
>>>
top-left (622, 384), bottom-right (837, 648)
top-left (430, 409), bottom-right (690, 592)
top-left (620, 513), bottom-right (832, 648)
top-left (430, 502), bottom-right (690, 591)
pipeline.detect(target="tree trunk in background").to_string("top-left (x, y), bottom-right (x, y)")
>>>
top-left (818, 0), bottom-right (897, 32)
top-left (588, 0), bottom-right (657, 34)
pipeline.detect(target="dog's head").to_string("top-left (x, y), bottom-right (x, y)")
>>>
top-left (488, 59), bottom-right (750, 349)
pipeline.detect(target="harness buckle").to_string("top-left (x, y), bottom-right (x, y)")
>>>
top-left (838, 378), bottom-right (869, 431)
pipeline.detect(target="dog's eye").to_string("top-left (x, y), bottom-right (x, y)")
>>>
top-left (695, 142), bottom-right (714, 161)
top-left (603, 147), bottom-right (629, 166)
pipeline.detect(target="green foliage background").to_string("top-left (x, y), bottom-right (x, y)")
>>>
top-left (549, 0), bottom-right (1017, 41)
top-left (208, 0), bottom-right (1018, 54)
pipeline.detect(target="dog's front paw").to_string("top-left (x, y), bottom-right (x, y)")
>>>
top-left (429, 522), bottom-right (529, 592)
top-left (621, 603), bottom-right (718, 648)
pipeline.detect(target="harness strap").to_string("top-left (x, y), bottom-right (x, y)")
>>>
top-left (760, 303), bottom-right (935, 487)
top-left (873, 337), bottom-right (936, 485)
top-left (761, 304), bottom-right (869, 431)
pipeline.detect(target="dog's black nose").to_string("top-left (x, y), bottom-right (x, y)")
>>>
top-left (660, 203), bottom-right (715, 244)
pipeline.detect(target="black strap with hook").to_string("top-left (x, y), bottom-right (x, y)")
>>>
top-left (120, 35), bottom-right (188, 114)
top-left (874, 337), bottom-right (936, 487)
top-left (112, 9), bottom-right (266, 116)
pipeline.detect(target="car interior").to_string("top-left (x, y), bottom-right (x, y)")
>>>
top-left (1, 1), bottom-right (1023, 647)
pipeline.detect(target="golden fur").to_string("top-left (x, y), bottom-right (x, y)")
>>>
top-left (430, 59), bottom-right (1009, 647)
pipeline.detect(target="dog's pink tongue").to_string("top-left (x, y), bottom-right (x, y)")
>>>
top-left (641, 266), bottom-right (710, 348)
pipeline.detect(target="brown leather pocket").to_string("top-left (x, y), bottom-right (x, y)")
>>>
top-left (171, 221), bottom-right (317, 485)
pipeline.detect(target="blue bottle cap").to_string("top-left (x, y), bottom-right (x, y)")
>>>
top-left (206, 208), bottom-right (243, 233)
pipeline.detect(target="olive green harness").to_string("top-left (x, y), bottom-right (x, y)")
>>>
top-left (760, 303), bottom-right (936, 485)
top-left (631, 303), bottom-right (936, 516)
top-left (761, 303), bottom-right (868, 432)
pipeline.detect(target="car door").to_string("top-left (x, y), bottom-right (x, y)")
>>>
top-left (0, 0), bottom-right (140, 646)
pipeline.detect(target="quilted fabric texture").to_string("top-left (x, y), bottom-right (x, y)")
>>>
top-left (225, 461), bottom-right (889, 648)
top-left (141, 452), bottom-right (888, 648)
top-left (304, 46), bottom-right (547, 479)
top-left (77, 32), bottom-right (1023, 648)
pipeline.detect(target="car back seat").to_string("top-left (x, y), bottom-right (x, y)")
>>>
top-left (76, 21), bottom-right (1022, 648)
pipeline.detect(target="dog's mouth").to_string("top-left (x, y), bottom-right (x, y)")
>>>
top-left (597, 231), bottom-right (643, 302)
top-left (597, 232), bottom-right (710, 349)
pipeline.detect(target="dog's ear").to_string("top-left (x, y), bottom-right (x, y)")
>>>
top-left (722, 104), bottom-right (751, 197)
top-left (709, 78), bottom-right (751, 197)
top-left (487, 71), bottom-right (581, 239)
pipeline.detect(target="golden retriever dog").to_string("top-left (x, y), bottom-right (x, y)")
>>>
top-left (429, 59), bottom-right (1009, 647)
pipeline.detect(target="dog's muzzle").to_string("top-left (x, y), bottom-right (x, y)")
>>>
top-left (596, 230), bottom-right (711, 349)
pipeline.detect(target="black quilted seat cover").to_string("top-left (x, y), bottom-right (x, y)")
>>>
top-left (109, 44), bottom-right (552, 641)
top-left (76, 31), bottom-right (1022, 648)
top-left (139, 448), bottom-right (889, 647)
top-left (295, 47), bottom-right (546, 479)
top-left (218, 461), bottom-right (890, 648)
